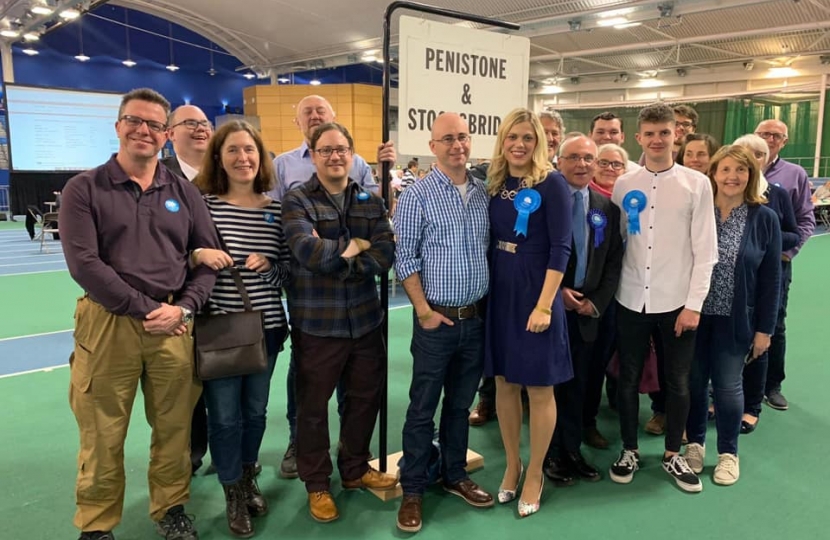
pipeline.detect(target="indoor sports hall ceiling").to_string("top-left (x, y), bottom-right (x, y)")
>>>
top-left (1, 0), bottom-right (830, 90)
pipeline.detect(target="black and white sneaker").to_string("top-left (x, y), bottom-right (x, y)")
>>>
top-left (609, 449), bottom-right (640, 484)
top-left (155, 505), bottom-right (198, 540)
top-left (662, 454), bottom-right (703, 493)
top-left (79, 532), bottom-right (115, 540)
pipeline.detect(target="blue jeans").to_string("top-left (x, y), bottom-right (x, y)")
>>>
top-left (203, 327), bottom-right (287, 485)
top-left (687, 315), bottom-right (745, 455)
top-left (400, 312), bottom-right (484, 496)
top-left (286, 347), bottom-right (346, 443)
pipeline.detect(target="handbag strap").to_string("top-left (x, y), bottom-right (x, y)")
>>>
top-left (212, 224), bottom-right (255, 313)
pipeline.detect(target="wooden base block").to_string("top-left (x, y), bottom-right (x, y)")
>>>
top-left (365, 449), bottom-right (484, 501)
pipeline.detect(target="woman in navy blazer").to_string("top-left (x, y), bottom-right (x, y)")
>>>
top-left (684, 145), bottom-right (782, 486)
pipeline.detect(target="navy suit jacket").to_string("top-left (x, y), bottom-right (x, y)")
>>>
top-left (160, 155), bottom-right (186, 179)
top-left (563, 189), bottom-right (624, 342)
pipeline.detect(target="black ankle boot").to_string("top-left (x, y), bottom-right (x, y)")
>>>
top-left (242, 463), bottom-right (268, 517)
top-left (223, 482), bottom-right (253, 538)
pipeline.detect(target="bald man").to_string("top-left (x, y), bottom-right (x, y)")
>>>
top-left (394, 112), bottom-right (492, 532)
top-left (269, 94), bottom-right (396, 480)
top-left (753, 119), bottom-right (815, 411)
top-left (162, 105), bottom-right (213, 181)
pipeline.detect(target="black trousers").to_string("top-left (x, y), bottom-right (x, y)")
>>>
top-left (190, 392), bottom-right (209, 470)
top-left (583, 302), bottom-right (617, 428)
top-left (766, 260), bottom-right (792, 394)
top-left (549, 311), bottom-right (594, 455)
top-left (616, 304), bottom-right (696, 453)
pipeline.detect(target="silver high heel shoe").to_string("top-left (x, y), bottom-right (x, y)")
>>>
top-left (497, 463), bottom-right (524, 504)
top-left (517, 477), bottom-right (544, 517)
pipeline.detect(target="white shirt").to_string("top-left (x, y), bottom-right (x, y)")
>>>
top-left (177, 156), bottom-right (199, 181)
top-left (611, 164), bottom-right (718, 313)
top-left (627, 160), bottom-right (642, 173)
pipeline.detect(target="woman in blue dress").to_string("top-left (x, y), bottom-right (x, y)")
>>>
top-left (485, 108), bottom-right (573, 517)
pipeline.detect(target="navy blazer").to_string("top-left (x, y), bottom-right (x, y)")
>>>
top-left (765, 184), bottom-right (799, 252)
top-left (160, 155), bottom-right (186, 179)
top-left (722, 204), bottom-right (782, 354)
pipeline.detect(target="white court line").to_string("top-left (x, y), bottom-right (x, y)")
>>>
top-left (0, 364), bottom-right (69, 380)
top-left (0, 269), bottom-right (68, 277)
top-left (0, 254), bottom-right (65, 261)
top-left (0, 329), bottom-right (73, 342)
top-left (0, 260), bottom-right (67, 268)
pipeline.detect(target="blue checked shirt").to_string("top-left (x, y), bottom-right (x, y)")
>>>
top-left (393, 168), bottom-right (489, 306)
top-left (268, 141), bottom-right (378, 202)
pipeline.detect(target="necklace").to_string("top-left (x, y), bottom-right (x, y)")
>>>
top-left (499, 178), bottom-right (528, 200)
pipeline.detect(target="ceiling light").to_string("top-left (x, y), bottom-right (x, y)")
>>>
top-left (277, 76), bottom-right (290, 83)
top-left (676, 68), bottom-right (687, 77)
top-left (31, 6), bottom-right (54, 16)
top-left (75, 53), bottom-right (90, 61)
top-left (658, 3), bottom-right (674, 17)
top-left (309, 79), bottom-right (322, 86)
top-left (768, 66), bottom-right (798, 77)
top-left (23, 32), bottom-right (40, 41)
top-left (820, 56), bottom-right (830, 65)
top-left (614, 22), bottom-right (641, 29)
top-left (60, 9), bottom-right (80, 19)
top-left (122, 59), bottom-right (136, 67)
top-left (542, 85), bottom-right (564, 94)
top-left (0, 29), bottom-right (20, 38)
top-left (597, 17), bottom-right (628, 27)
top-left (22, 47), bottom-right (38, 56)
top-left (615, 73), bottom-right (629, 83)
top-left (166, 64), bottom-right (179, 71)
top-left (207, 67), bottom-right (217, 76)
top-left (243, 72), bottom-right (255, 79)
top-left (744, 61), bottom-right (755, 71)
top-left (568, 20), bottom-right (581, 31)
top-left (639, 79), bottom-right (664, 88)
top-left (363, 55), bottom-right (377, 62)
top-left (570, 76), bottom-right (580, 85)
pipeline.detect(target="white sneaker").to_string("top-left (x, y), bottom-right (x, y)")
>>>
top-left (713, 453), bottom-right (740, 485)
top-left (684, 443), bottom-right (705, 474)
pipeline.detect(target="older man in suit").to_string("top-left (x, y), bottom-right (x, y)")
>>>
top-left (544, 135), bottom-right (624, 485)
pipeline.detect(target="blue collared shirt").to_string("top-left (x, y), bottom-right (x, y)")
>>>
top-left (268, 141), bottom-right (378, 202)
top-left (393, 167), bottom-right (490, 306)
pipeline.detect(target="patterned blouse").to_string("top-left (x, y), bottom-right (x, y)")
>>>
top-left (702, 203), bottom-right (748, 316)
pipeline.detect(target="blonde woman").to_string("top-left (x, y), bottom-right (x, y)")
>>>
top-left (485, 108), bottom-right (572, 517)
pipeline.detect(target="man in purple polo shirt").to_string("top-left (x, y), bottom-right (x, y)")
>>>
top-left (60, 88), bottom-right (220, 540)
top-left (754, 119), bottom-right (815, 411)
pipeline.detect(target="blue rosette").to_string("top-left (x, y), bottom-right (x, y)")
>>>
top-left (513, 188), bottom-right (541, 237)
top-left (622, 190), bottom-right (647, 235)
top-left (587, 209), bottom-right (607, 248)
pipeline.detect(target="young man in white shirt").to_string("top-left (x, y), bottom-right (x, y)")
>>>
top-left (609, 103), bottom-right (718, 493)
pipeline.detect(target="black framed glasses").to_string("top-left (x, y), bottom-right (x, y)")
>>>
top-left (676, 121), bottom-right (695, 129)
top-left (314, 146), bottom-right (352, 158)
top-left (597, 159), bottom-right (625, 170)
top-left (170, 119), bottom-right (213, 131)
top-left (755, 131), bottom-right (786, 142)
top-left (119, 115), bottom-right (167, 133)
top-left (431, 134), bottom-right (471, 146)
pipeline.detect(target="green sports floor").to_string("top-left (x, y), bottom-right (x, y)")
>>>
top-left (1, 219), bottom-right (829, 540)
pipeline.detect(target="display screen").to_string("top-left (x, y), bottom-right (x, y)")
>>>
top-left (4, 84), bottom-right (123, 172)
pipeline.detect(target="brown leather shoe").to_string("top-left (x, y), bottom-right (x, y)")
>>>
top-left (308, 491), bottom-right (339, 523)
top-left (241, 463), bottom-right (268, 517)
top-left (468, 400), bottom-right (494, 427)
top-left (443, 479), bottom-right (494, 507)
top-left (397, 495), bottom-right (423, 533)
top-left (223, 482), bottom-right (254, 538)
top-left (583, 426), bottom-right (610, 449)
top-left (644, 413), bottom-right (666, 435)
top-left (342, 467), bottom-right (399, 490)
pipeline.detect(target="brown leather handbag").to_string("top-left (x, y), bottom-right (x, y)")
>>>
top-left (194, 267), bottom-right (267, 380)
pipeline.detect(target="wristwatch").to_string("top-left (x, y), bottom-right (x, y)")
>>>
top-left (179, 306), bottom-right (193, 324)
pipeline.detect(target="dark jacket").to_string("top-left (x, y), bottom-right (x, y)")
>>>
top-left (764, 184), bottom-right (799, 252)
top-left (160, 155), bottom-right (185, 179)
top-left (722, 204), bottom-right (782, 354)
top-left (562, 189), bottom-right (624, 342)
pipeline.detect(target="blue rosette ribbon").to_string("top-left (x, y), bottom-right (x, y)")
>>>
top-left (587, 209), bottom-right (607, 248)
top-left (513, 188), bottom-right (542, 237)
top-left (622, 190), bottom-right (647, 235)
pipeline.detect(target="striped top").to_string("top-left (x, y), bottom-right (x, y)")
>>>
top-left (203, 195), bottom-right (290, 330)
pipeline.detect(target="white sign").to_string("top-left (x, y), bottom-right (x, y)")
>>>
top-left (397, 15), bottom-right (530, 159)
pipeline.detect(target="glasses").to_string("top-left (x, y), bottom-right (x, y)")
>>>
top-left (560, 155), bottom-right (595, 164)
top-left (314, 146), bottom-right (352, 158)
top-left (597, 159), bottom-right (625, 170)
top-left (431, 134), bottom-right (471, 146)
top-left (755, 131), bottom-right (786, 142)
top-left (119, 115), bottom-right (167, 133)
top-left (170, 119), bottom-right (213, 131)
top-left (676, 121), bottom-right (695, 129)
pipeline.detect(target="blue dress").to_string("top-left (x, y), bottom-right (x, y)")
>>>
top-left (485, 172), bottom-right (574, 387)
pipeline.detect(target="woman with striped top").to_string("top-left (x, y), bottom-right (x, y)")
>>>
top-left (193, 121), bottom-right (289, 538)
